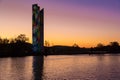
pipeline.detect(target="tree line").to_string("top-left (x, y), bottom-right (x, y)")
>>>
top-left (93, 41), bottom-right (120, 53)
top-left (0, 34), bottom-right (120, 56)
top-left (0, 34), bottom-right (32, 57)
top-left (44, 41), bottom-right (120, 55)
top-left (0, 34), bottom-right (29, 44)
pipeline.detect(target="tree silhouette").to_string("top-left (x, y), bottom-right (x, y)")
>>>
top-left (0, 37), bottom-right (9, 44)
top-left (0, 37), bottom-right (2, 44)
top-left (110, 41), bottom-right (119, 47)
top-left (97, 43), bottom-right (104, 48)
top-left (15, 34), bottom-right (29, 43)
top-left (109, 41), bottom-right (120, 53)
top-left (3, 38), bottom-right (9, 44)
top-left (10, 38), bottom-right (16, 43)
top-left (73, 43), bottom-right (79, 48)
top-left (45, 40), bottom-right (50, 47)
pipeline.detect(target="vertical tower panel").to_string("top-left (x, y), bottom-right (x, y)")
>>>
top-left (39, 9), bottom-right (44, 53)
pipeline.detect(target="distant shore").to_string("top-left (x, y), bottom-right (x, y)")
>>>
top-left (0, 51), bottom-right (120, 58)
top-left (0, 36), bottom-right (120, 58)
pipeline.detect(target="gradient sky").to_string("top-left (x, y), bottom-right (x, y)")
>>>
top-left (0, 0), bottom-right (120, 47)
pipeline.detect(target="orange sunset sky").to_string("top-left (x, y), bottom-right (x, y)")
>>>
top-left (0, 0), bottom-right (120, 47)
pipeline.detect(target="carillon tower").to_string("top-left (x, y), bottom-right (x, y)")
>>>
top-left (32, 4), bottom-right (44, 54)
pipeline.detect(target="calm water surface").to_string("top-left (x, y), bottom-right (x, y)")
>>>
top-left (0, 54), bottom-right (120, 80)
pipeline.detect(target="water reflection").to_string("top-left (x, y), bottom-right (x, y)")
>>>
top-left (0, 57), bottom-right (33, 80)
top-left (43, 55), bottom-right (120, 80)
top-left (0, 55), bottom-right (120, 80)
top-left (10, 58), bottom-right (26, 80)
top-left (33, 56), bottom-right (44, 80)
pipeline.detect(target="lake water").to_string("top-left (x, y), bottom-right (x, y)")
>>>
top-left (0, 54), bottom-right (120, 80)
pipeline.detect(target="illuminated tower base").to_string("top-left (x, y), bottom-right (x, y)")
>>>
top-left (32, 4), bottom-right (44, 54)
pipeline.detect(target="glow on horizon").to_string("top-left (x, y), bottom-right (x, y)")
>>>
top-left (0, 0), bottom-right (120, 47)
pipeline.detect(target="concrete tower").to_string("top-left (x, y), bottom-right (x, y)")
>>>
top-left (32, 4), bottom-right (44, 54)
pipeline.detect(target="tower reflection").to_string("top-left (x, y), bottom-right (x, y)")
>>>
top-left (33, 56), bottom-right (44, 80)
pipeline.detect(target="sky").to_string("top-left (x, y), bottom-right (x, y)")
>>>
top-left (0, 0), bottom-right (120, 47)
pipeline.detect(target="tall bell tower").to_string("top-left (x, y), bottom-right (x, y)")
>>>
top-left (32, 4), bottom-right (44, 54)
